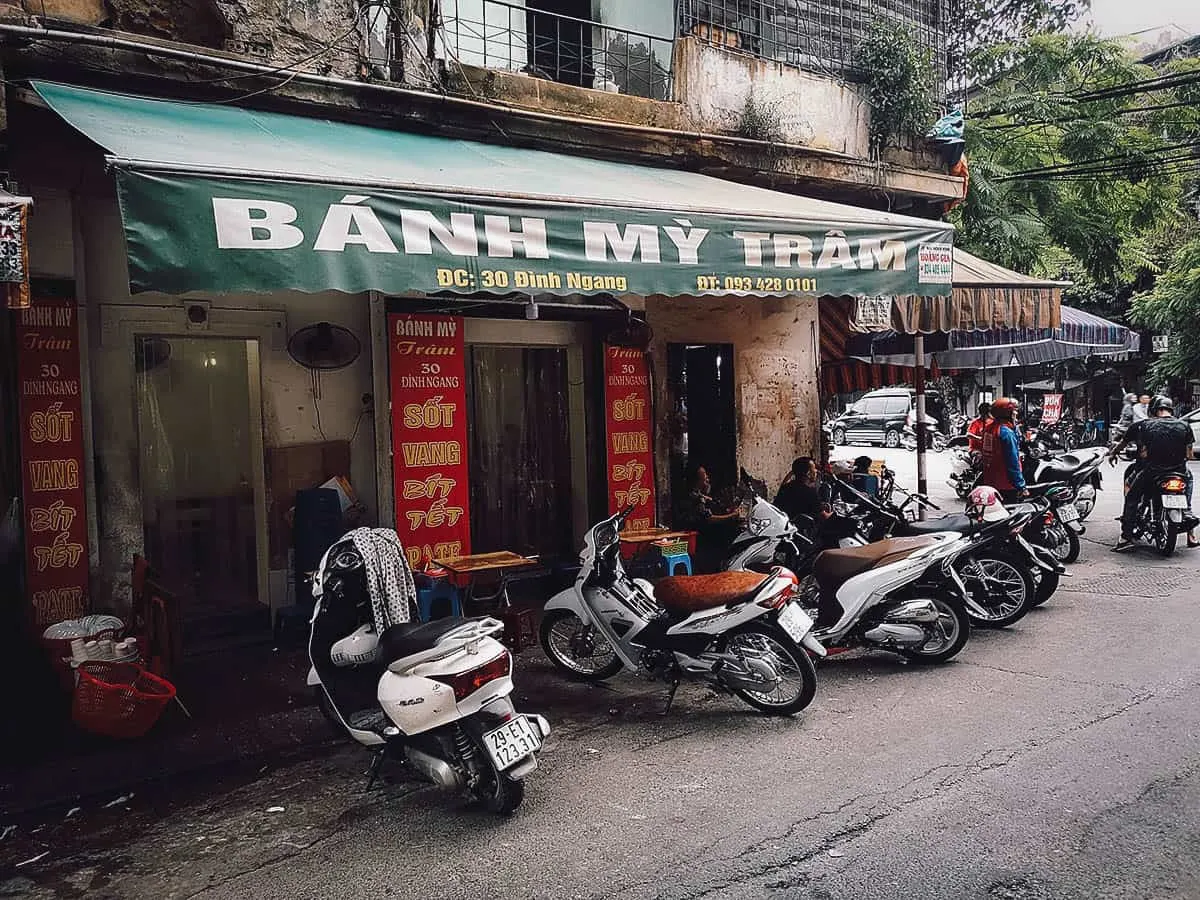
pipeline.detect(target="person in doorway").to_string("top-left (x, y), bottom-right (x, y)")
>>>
top-left (980, 397), bottom-right (1028, 502)
top-left (1132, 393), bottom-right (1151, 423)
top-left (678, 463), bottom-right (742, 571)
top-left (967, 402), bottom-right (991, 452)
top-left (1108, 395), bottom-right (1197, 550)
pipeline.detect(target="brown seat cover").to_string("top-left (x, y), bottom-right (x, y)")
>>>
top-left (812, 536), bottom-right (940, 594)
top-left (655, 571), bottom-right (771, 615)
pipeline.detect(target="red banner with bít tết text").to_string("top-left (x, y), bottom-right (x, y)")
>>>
top-left (17, 294), bottom-right (90, 627)
top-left (604, 346), bottom-right (656, 532)
top-left (388, 313), bottom-right (471, 568)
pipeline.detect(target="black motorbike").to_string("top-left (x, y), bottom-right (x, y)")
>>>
top-left (1121, 465), bottom-right (1196, 556)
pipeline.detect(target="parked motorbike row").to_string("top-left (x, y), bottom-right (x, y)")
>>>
top-left (299, 432), bottom-right (1154, 817)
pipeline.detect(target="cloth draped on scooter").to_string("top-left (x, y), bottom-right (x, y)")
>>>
top-left (346, 527), bottom-right (417, 630)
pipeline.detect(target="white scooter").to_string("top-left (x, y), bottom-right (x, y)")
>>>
top-left (307, 536), bottom-right (550, 815)
top-left (540, 506), bottom-right (822, 716)
top-left (797, 532), bottom-right (973, 663)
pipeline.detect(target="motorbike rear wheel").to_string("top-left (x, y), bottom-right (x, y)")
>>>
top-left (1046, 522), bottom-right (1081, 564)
top-left (1154, 509), bottom-right (1178, 556)
top-left (539, 609), bottom-right (624, 681)
top-left (900, 596), bottom-right (970, 663)
top-left (477, 767), bottom-right (525, 816)
top-left (722, 623), bottom-right (818, 716)
top-left (932, 433), bottom-right (948, 453)
top-left (1031, 569), bottom-right (1059, 607)
top-left (957, 552), bottom-right (1034, 628)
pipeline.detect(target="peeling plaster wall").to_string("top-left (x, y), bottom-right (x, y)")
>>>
top-left (674, 37), bottom-right (870, 157)
top-left (646, 294), bottom-right (821, 514)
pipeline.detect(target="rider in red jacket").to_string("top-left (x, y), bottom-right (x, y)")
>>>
top-left (980, 398), bottom-right (1029, 502)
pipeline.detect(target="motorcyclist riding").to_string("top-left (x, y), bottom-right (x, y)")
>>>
top-left (980, 397), bottom-right (1029, 503)
top-left (1107, 394), bottom-right (1197, 551)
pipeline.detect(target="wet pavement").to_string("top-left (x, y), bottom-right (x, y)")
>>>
top-left (5, 452), bottom-right (1200, 899)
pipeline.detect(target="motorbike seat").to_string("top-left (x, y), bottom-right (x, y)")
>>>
top-left (902, 514), bottom-right (975, 535)
top-left (379, 617), bottom-right (474, 665)
top-left (813, 536), bottom-right (940, 594)
top-left (654, 571), bottom-right (771, 615)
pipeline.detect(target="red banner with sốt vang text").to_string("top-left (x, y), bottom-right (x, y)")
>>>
top-left (16, 294), bottom-right (90, 627)
top-left (388, 313), bottom-right (471, 568)
top-left (604, 345), bottom-right (656, 532)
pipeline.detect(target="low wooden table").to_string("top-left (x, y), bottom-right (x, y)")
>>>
top-left (437, 551), bottom-right (542, 650)
top-left (618, 528), bottom-right (696, 559)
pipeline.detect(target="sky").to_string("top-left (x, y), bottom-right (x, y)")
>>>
top-left (1080, 0), bottom-right (1200, 38)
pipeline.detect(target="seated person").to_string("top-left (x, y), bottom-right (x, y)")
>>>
top-left (677, 463), bottom-right (742, 572)
top-left (775, 457), bottom-right (857, 548)
top-left (850, 455), bottom-right (879, 497)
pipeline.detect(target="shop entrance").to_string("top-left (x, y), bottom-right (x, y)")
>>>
top-left (134, 336), bottom-right (269, 644)
top-left (466, 344), bottom-right (577, 559)
top-left (668, 343), bottom-right (737, 511)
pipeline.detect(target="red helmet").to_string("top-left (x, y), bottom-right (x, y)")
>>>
top-left (991, 397), bottom-right (1019, 418)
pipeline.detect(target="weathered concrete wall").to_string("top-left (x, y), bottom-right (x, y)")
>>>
top-left (674, 37), bottom-right (870, 157)
top-left (646, 294), bottom-right (821, 515)
top-left (213, 0), bottom-right (361, 75)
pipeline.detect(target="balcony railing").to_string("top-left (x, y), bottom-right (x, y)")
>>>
top-left (438, 0), bottom-right (674, 100)
top-left (679, 0), bottom-right (948, 89)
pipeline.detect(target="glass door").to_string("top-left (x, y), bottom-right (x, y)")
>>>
top-left (135, 336), bottom-right (268, 637)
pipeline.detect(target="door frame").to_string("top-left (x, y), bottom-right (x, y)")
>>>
top-left (97, 303), bottom-right (284, 619)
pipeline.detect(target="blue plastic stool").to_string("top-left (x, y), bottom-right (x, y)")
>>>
top-left (661, 551), bottom-right (693, 577)
top-left (416, 579), bottom-right (462, 621)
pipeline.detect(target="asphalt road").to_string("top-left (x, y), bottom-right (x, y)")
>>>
top-left (5, 450), bottom-right (1200, 900)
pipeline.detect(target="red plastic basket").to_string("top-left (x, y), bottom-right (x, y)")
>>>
top-left (71, 661), bottom-right (176, 739)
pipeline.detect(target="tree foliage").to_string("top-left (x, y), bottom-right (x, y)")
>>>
top-left (1132, 238), bottom-right (1200, 381)
top-left (949, 0), bottom-right (1090, 81)
top-left (859, 21), bottom-right (937, 154)
top-left (951, 34), bottom-right (1192, 321)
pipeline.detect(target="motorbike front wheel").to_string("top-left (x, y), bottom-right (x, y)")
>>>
top-left (539, 609), bottom-right (624, 681)
top-left (722, 623), bottom-right (818, 716)
top-left (958, 552), bottom-right (1035, 628)
top-left (932, 433), bottom-right (948, 453)
top-left (900, 596), bottom-right (970, 663)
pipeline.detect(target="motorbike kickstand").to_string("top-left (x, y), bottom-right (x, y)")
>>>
top-left (365, 748), bottom-right (386, 791)
top-left (661, 677), bottom-right (680, 717)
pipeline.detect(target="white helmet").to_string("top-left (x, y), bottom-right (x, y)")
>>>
top-left (830, 459), bottom-right (854, 477)
top-left (967, 485), bottom-right (1010, 523)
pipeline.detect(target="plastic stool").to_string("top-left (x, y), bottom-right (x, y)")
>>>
top-left (416, 580), bottom-right (462, 621)
top-left (661, 551), bottom-right (692, 576)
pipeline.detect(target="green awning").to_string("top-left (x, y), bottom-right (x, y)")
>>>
top-left (32, 81), bottom-right (955, 299)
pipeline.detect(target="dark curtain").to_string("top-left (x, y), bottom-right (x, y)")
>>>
top-left (468, 346), bottom-right (573, 559)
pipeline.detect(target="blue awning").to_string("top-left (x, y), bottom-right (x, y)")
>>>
top-left (849, 305), bottom-right (1140, 368)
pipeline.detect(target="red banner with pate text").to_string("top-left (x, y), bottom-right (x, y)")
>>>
top-left (604, 345), bottom-right (656, 532)
top-left (388, 313), bottom-right (471, 567)
top-left (17, 294), bottom-right (90, 627)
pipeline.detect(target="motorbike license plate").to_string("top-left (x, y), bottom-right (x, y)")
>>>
top-left (1057, 504), bottom-right (1079, 522)
top-left (1162, 494), bottom-right (1189, 509)
top-left (777, 602), bottom-right (814, 644)
top-left (482, 716), bottom-right (542, 772)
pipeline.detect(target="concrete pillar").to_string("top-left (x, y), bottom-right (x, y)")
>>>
top-left (646, 294), bottom-right (820, 519)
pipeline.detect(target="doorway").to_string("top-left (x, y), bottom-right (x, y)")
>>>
top-left (466, 345), bottom-right (576, 558)
top-left (667, 343), bottom-right (737, 514)
top-left (134, 336), bottom-right (269, 642)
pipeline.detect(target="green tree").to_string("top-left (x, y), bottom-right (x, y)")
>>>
top-left (1132, 236), bottom-right (1200, 380)
top-left (952, 34), bottom-right (1190, 319)
top-left (949, 0), bottom-right (1089, 81)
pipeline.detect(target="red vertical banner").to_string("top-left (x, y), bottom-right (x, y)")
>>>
top-left (388, 313), bottom-right (471, 567)
top-left (16, 295), bottom-right (90, 627)
top-left (604, 345), bottom-right (656, 532)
